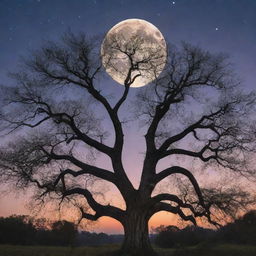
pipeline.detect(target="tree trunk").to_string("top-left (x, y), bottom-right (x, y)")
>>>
top-left (119, 210), bottom-right (157, 256)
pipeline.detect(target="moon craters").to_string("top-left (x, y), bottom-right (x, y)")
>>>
top-left (101, 19), bottom-right (167, 87)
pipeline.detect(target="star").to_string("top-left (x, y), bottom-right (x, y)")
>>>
top-left (215, 27), bottom-right (219, 31)
top-left (172, 1), bottom-right (176, 4)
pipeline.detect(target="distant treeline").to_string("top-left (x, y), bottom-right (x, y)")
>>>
top-left (0, 215), bottom-right (123, 246)
top-left (154, 210), bottom-right (256, 248)
top-left (0, 210), bottom-right (255, 247)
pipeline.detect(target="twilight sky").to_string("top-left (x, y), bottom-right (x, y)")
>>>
top-left (0, 0), bottom-right (256, 233)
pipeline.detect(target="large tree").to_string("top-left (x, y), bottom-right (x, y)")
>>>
top-left (0, 32), bottom-right (255, 256)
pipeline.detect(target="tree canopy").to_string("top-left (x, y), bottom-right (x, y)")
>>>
top-left (0, 32), bottom-right (255, 256)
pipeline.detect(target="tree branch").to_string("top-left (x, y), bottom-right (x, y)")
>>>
top-left (63, 187), bottom-right (125, 222)
top-left (152, 202), bottom-right (197, 225)
top-left (157, 105), bottom-right (229, 154)
top-left (40, 149), bottom-right (117, 185)
top-left (155, 166), bottom-right (205, 207)
top-left (53, 168), bottom-right (116, 187)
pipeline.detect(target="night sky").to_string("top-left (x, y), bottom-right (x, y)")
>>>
top-left (1, 0), bottom-right (256, 89)
top-left (0, 0), bottom-right (256, 233)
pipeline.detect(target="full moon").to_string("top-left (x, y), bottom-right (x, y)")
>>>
top-left (101, 19), bottom-right (167, 87)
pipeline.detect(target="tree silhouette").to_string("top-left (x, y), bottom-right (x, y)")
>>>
top-left (51, 220), bottom-right (77, 246)
top-left (0, 32), bottom-right (256, 256)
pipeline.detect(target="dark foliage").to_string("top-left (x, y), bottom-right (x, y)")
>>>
top-left (154, 225), bottom-right (213, 248)
top-left (0, 215), bottom-right (124, 247)
top-left (0, 215), bottom-right (35, 245)
top-left (50, 220), bottom-right (77, 246)
top-left (154, 210), bottom-right (256, 248)
top-left (0, 215), bottom-right (77, 246)
top-left (217, 210), bottom-right (256, 245)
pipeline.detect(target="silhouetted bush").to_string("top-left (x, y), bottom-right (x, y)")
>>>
top-left (0, 215), bottom-right (35, 245)
top-left (0, 215), bottom-right (77, 246)
top-left (217, 210), bottom-right (256, 245)
top-left (0, 215), bottom-right (124, 246)
top-left (154, 210), bottom-right (256, 248)
top-left (50, 220), bottom-right (77, 246)
top-left (154, 225), bottom-right (214, 248)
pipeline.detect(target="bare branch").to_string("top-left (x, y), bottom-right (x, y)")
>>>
top-left (63, 187), bottom-right (124, 222)
top-left (155, 166), bottom-right (205, 206)
top-left (52, 168), bottom-right (116, 187)
top-left (152, 202), bottom-right (197, 225)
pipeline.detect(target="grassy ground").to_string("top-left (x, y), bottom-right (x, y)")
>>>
top-left (0, 244), bottom-right (118, 256)
top-left (0, 244), bottom-right (256, 256)
top-left (157, 244), bottom-right (256, 256)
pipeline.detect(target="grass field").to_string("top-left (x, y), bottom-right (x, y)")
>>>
top-left (0, 244), bottom-right (256, 256)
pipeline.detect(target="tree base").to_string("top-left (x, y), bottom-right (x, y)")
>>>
top-left (99, 248), bottom-right (158, 256)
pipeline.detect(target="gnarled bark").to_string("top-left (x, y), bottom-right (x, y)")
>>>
top-left (121, 210), bottom-right (155, 256)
